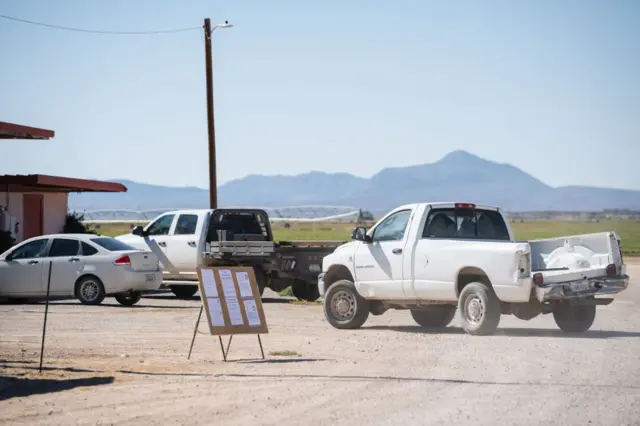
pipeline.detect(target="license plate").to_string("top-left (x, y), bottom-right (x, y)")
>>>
top-left (570, 281), bottom-right (591, 292)
top-left (145, 273), bottom-right (156, 283)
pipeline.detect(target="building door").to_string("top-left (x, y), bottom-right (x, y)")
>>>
top-left (23, 194), bottom-right (44, 239)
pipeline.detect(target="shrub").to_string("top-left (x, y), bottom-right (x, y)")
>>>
top-left (62, 211), bottom-right (97, 234)
top-left (0, 230), bottom-right (15, 255)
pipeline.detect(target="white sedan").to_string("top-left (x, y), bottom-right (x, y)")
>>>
top-left (0, 233), bottom-right (162, 306)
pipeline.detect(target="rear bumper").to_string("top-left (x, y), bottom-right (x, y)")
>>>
top-left (104, 270), bottom-right (163, 294)
top-left (317, 273), bottom-right (326, 297)
top-left (535, 274), bottom-right (629, 302)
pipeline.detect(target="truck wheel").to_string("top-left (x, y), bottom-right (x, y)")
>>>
top-left (552, 302), bottom-right (596, 333)
top-left (410, 305), bottom-right (456, 328)
top-left (253, 266), bottom-right (267, 296)
top-left (171, 285), bottom-right (198, 299)
top-left (458, 282), bottom-right (501, 335)
top-left (292, 280), bottom-right (320, 302)
top-left (323, 279), bottom-right (369, 329)
top-left (115, 291), bottom-right (142, 306)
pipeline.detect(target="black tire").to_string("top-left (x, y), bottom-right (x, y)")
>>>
top-left (323, 279), bottom-right (369, 329)
top-left (253, 266), bottom-right (267, 296)
top-left (458, 281), bottom-right (501, 335)
top-left (292, 280), bottom-right (320, 302)
top-left (170, 285), bottom-right (198, 299)
top-left (552, 302), bottom-right (596, 333)
top-left (410, 305), bottom-right (457, 328)
top-left (76, 276), bottom-right (106, 305)
top-left (115, 291), bottom-right (142, 306)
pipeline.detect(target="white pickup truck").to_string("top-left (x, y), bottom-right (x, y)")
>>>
top-left (318, 202), bottom-right (629, 335)
top-left (115, 208), bottom-right (343, 300)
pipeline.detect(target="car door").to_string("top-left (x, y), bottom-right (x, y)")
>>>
top-left (353, 209), bottom-right (413, 299)
top-left (40, 237), bottom-right (84, 296)
top-left (167, 213), bottom-right (200, 275)
top-left (137, 213), bottom-right (176, 274)
top-left (0, 237), bottom-right (49, 296)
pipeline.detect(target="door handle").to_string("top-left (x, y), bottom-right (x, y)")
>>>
top-left (392, 248), bottom-right (403, 254)
top-left (158, 242), bottom-right (167, 247)
top-left (27, 260), bottom-right (39, 265)
top-left (187, 241), bottom-right (196, 247)
top-left (69, 257), bottom-right (80, 262)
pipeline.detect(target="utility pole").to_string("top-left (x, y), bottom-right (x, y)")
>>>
top-left (204, 18), bottom-right (217, 209)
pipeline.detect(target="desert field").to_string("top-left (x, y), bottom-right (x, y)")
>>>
top-left (94, 219), bottom-right (640, 256)
top-left (1, 262), bottom-right (639, 425)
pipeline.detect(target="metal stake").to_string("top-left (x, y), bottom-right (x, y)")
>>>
top-left (39, 261), bottom-right (53, 373)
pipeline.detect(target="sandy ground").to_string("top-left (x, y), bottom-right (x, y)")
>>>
top-left (1, 264), bottom-right (640, 425)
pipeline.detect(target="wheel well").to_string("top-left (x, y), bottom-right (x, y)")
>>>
top-left (324, 265), bottom-right (354, 287)
top-left (456, 267), bottom-right (491, 297)
top-left (74, 274), bottom-right (103, 297)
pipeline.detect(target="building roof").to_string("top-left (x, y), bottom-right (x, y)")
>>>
top-left (0, 174), bottom-right (127, 193)
top-left (0, 121), bottom-right (55, 140)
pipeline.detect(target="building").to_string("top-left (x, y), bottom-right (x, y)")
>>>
top-left (1, 121), bottom-right (127, 243)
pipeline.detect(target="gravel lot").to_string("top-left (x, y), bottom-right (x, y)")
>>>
top-left (1, 263), bottom-right (640, 426)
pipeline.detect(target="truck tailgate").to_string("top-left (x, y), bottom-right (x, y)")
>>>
top-left (204, 241), bottom-right (275, 257)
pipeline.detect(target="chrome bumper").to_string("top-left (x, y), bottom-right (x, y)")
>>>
top-left (535, 274), bottom-right (629, 302)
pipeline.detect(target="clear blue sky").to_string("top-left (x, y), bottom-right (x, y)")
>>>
top-left (1, 0), bottom-right (638, 189)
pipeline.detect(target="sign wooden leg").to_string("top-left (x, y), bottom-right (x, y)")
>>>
top-left (187, 305), bottom-right (204, 360)
top-left (257, 334), bottom-right (265, 360)
top-left (224, 335), bottom-right (233, 359)
top-left (218, 336), bottom-right (227, 361)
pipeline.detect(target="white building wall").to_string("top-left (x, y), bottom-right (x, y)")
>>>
top-left (0, 192), bottom-right (24, 242)
top-left (43, 192), bottom-right (68, 235)
top-left (0, 191), bottom-right (68, 243)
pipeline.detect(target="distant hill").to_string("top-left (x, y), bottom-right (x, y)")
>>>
top-left (69, 150), bottom-right (640, 213)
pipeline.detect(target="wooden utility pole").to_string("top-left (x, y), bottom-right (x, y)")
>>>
top-left (204, 18), bottom-right (217, 209)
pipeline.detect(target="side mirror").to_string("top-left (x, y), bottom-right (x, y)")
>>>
top-left (131, 225), bottom-right (146, 237)
top-left (351, 226), bottom-right (369, 242)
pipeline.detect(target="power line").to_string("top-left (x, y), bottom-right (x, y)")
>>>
top-left (0, 13), bottom-right (201, 35)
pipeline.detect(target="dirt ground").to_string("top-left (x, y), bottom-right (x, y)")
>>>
top-left (2, 263), bottom-right (640, 425)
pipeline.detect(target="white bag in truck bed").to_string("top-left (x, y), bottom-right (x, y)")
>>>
top-left (204, 241), bottom-right (275, 257)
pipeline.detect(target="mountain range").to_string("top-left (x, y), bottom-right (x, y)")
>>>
top-left (69, 150), bottom-right (640, 213)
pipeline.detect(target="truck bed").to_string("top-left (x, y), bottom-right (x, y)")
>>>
top-left (529, 231), bottom-right (624, 284)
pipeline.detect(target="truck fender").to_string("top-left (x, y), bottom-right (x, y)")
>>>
top-left (321, 264), bottom-right (355, 294)
top-left (454, 266), bottom-right (491, 297)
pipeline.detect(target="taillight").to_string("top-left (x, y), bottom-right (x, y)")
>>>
top-left (533, 273), bottom-right (544, 286)
top-left (606, 263), bottom-right (617, 277)
top-left (114, 255), bottom-right (131, 265)
top-left (454, 203), bottom-right (476, 209)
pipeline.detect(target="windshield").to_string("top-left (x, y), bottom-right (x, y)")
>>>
top-left (91, 237), bottom-right (137, 251)
top-left (208, 210), bottom-right (271, 241)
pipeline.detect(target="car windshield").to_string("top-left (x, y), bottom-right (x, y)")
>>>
top-left (91, 237), bottom-right (136, 251)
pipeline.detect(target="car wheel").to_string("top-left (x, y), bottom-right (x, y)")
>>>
top-left (552, 301), bottom-right (596, 333)
top-left (323, 279), bottom-right (369, 329)
top-left (410, 305), bottom-right (457, 328)
top-left (115, 291), bottom-right (142, 306)
top-left (76, 276), bottom-right (106, 305)
top-left (458, 281), bottom-right (501, 335)
top-left (170, 285), bottom-right (198, 299)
